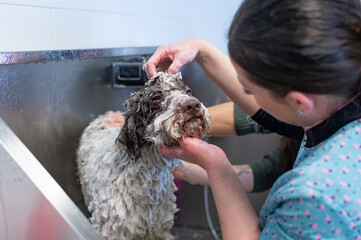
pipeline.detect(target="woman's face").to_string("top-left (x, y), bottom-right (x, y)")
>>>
top-left (232, 61), bottom-right (303, 126)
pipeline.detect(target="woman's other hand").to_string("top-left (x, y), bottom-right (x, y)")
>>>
top-left (172, 151), bottom-right (254, 192)
top-left (172, 160), bottom-right (210, 186)
top-left (105, 112), bottom-right (125, 128)
top-left (143, 39), bottom-right (204, 79)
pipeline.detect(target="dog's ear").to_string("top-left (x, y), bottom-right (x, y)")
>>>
top-left (116, 92), bottom-right (148, 159)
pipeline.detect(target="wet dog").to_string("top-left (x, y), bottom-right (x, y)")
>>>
top-left (77, 72), bottom-right (210, 240)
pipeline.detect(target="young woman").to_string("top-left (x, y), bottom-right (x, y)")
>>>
top-left (143, 0), bottom-right (361, 239)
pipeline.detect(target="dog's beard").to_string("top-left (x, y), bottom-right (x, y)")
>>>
top-left (177, 111), bottom-right (209, 138)
top-left (146, 93), bottom-right (210, 146)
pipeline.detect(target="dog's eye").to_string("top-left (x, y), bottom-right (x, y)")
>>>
top-left (151, 95), bottom-right (163, 102)
top-left (186, 89), bottom-right (193, 96)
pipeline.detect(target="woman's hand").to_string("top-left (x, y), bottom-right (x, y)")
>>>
top-left (172, 154), bottom-right (254, 192)
top-left (143, 39), bottom-right (205, 79)
top-left (105, 112), bottom-right (124, 128)
top-left (158, 137), bottom-right (228, 172)
top-left (172, 160), bottom-right (210, 186)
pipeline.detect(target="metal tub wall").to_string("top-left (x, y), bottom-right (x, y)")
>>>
top-left (0, 48), bottom-right (280, 238)
top-left (0, 50), bottom-right (154, 216)
top-left (0, 117), bottom-right (102, 240)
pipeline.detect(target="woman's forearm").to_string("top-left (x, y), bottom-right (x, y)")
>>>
top-left (208, 102), bottom-right (237, 136)
top-left (195, 40), bottom-right (260, 116)
top-left (207, 161), bottom-right (260, 239)
top-left (233, 165), bottom-right (254, 192)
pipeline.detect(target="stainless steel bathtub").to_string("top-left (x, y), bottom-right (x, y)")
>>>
top-left (0, 48), bottom-right (280, 239)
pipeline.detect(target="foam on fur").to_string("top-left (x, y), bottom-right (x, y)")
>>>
top-left (148, 89), bottom-right (210, 145)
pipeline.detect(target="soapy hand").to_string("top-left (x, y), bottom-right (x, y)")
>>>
top-left (143, 39), bottom-right (203, 79)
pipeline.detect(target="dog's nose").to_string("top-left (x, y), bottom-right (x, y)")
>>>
top-left (181, 99), bottom-right (201, 115)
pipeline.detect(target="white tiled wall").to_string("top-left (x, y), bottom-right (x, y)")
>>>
top-left (0, 0), bottom-right (241, 53)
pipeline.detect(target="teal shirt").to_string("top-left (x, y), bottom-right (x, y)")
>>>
top-left (259, 118), bottom-right (361, 239)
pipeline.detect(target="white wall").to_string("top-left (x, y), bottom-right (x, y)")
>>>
top-left (0, 0), bottom-right (241, 53)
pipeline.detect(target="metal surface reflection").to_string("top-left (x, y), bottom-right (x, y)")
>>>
top-left (0, 47), bottom-right (157, 65)
top-left (0, 117), bottom-right (102, 240)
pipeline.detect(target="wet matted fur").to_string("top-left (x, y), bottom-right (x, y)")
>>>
top-left (77, 72), bottom-right (210, 240)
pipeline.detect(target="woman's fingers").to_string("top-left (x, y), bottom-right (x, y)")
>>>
top-left (167, 55), bottom-right (185, 74)
top-left (158, 137), bottom-right (202, 160)
top-left (143, 48), bottom-right (166, 78)
top-left (158, 137), bottom-right (227, 171)
top-left (143, 40), bottom-right (200, 79)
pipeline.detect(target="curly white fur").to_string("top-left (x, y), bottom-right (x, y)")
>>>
top-left (77, 115), bottom-right (181, 240)
top-left (77, 72), bottom-right (210, 240)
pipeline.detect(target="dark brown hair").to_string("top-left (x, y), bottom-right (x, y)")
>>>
top-left (279, 137), bottom-right (301, 173)
top-left (228, 0), bottom-right (361, 97)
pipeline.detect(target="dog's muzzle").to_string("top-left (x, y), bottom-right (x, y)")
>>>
top-left (179, 98), bottom-right (205, 132)
top-left (147, 92), bottom-right (210, 146)
top-left (182, 98), bottom-right (202, 118)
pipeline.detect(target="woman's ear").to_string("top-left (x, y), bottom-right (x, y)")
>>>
top-left (286, 91), bottom-right (314, 115)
